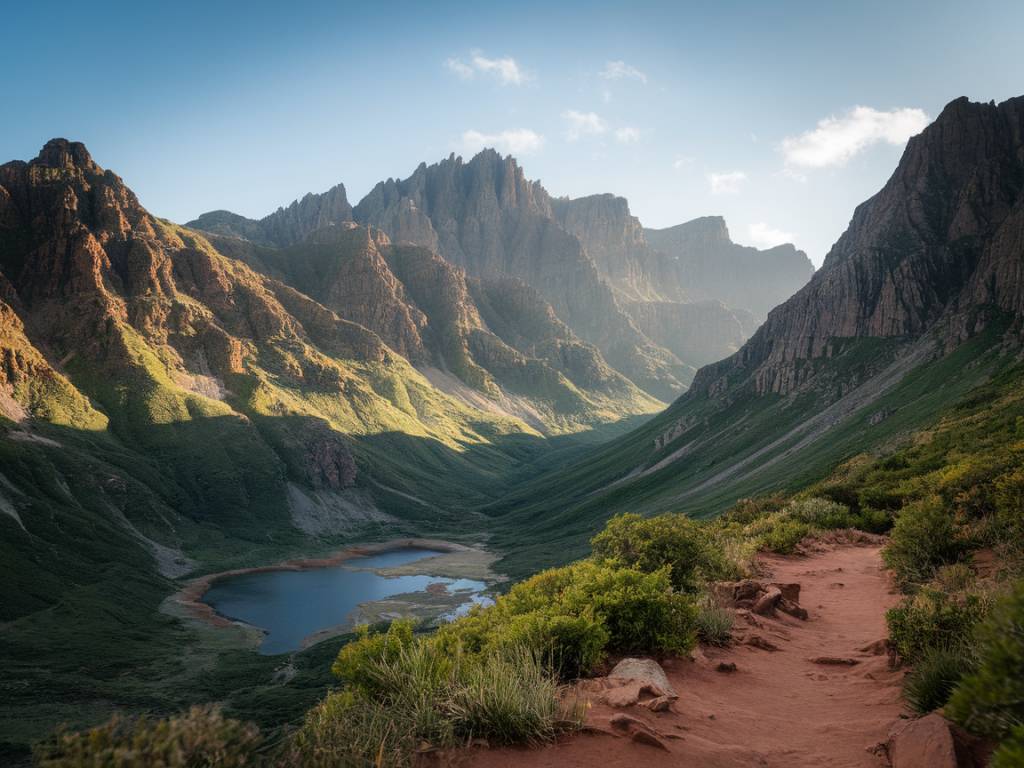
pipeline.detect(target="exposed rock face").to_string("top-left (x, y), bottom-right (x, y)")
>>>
top-left (691, 96), bottom-right (1024, 399)
top-left (352, 150), bottom-right (692, 399)
top-left (644, 216), bottom-right (815, 320)
top-left (187, 183), bottom-right (353, 247)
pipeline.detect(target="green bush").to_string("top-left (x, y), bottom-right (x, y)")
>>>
top-left (903, 645), bottom-right (973, 714)
top-left (695, 597), bottom-right (734, 646)
top-left (887, 588), bottom-right (990, 662)
top-left (849, 506), bottom-right (893, 533)
top-left (992, 724), bottom-right (1024, 768)
top-left (439, 560), bottom-right (697, 678)
top-left (591, 512), bottom-right (728, 591)
top-left (884, 496), bottom-right (964, 586)
top-left (35, 706), bottom-right (264, 768)
top-left (331, 619), bottom-right (418, 698)
top-left (786, 497), bottom-right (854, 528)
top-left (760, 518), bottom-right (814, 554)
top-left (947, 580), bottom-right (1024, 739)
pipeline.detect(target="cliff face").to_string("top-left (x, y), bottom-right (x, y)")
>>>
top-left (351, 150), bottom-right (695, 399)
top-left (187, 183), bottom-right (353, 246)
top-left (644, 217), bottom-right (815, 320)
top-left (692, 96), bottom-right (1024, 398)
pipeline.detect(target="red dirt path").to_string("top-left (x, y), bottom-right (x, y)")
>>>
top-left (459, 543), bottom-right (907, 768)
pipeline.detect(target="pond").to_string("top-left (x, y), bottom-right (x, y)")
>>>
top-left (201, 547), bottom-right (488, 654)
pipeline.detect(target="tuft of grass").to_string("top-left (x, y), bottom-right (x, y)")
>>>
top-left (695, 597), bottom-right (734, 647)
top-left (903, 645), bottom-right (973, 714)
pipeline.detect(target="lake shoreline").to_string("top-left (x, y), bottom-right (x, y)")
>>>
top-left (173, 538), bottom-right (479, 632)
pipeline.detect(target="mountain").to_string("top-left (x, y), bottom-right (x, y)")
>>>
top-left (188, 183), bottom-right (353, 246)
top-left (190, 152), bottom-right (815, 401)
top-left (644, 216), bottom-right (814, 320)
top-left (487, 95), bottom-right (1024, 574)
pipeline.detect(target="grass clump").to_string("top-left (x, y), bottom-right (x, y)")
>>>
top-left (292, 634), bottom-right (582, 766)
top-left (34, 705), bottom-right (264, 768)
top-left (695, 597), bottom-right (734, 646)
top-left (903, 645), bottom-right (973, 714)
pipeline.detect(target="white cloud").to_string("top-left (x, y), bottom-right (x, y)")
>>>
top-left (600, 60), bottom-right (647, 84)
top-left (444, 51), bottom-right (527, 85)
top-left (749, 222), bottom-right (795, 248)
top-left (444, 58), bottom-right (474, 80)
top-left (461, 128), bottom-right (544, 155)
top-left (562, 110), bottom-right (607, 141)
top-left (672, 155), bottom-right (693, 170)
top-left (614, 126), bottom-right (640, 144)
top-left (708, 171), bottom-right (747, 195)
top-left (781, 106), bottom-right (929, 168)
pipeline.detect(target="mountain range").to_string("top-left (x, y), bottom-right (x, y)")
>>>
top-left (2, 93), bottom-right (1022, 760)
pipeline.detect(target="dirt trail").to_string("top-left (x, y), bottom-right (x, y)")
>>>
top-left (461, 543), bottom-right (907, 768)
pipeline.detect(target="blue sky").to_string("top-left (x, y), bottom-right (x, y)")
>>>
top-left (5, 0), bottom-right (1021, 265)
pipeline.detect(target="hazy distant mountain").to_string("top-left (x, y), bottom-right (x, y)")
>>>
top-left (644, 216), bottom-right (814, 320)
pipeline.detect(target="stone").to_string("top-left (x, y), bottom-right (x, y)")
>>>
top-left (810, 656), bottom-right (859, 666)
top-left (608, 658), bottom-right (678, 698)
top-left (752, 586), bottom-right (783, 616)
top-left (887, 713), bottom-right (959, 768)
top-left (716, 662), bottom-right (738, 673)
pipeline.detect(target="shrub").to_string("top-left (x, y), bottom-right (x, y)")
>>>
top-left (934, 563), bottom-right (976, 592)
top-left (720, 495), bottom-right (787, 525)
top-left (786, 497), bottom-right (853, 529)
top-left (947, 580), bottom-right (1024, 739)
top-left (884, 496), bottom-right (964, 586)
top-left (849, 506), bottom-right (892, 533)
top-left (887, 588), bottom-right (990, 662)
top-left (35, 706), bottom-right (264, 768)
top-left (695, 597), bottom-right (734, 646)
top-left (903, 645), bottom-right (973, 714)
top-left (331, 618), bottom-right (417, 698)
top-left (759, 518), bottom-right (813, 554)
top-left (591, 513), bottom-right (728, 591)
top-left (992, 724), bottom-right (1024, 768)
top-left (439, 561), bottom-right (697, 678)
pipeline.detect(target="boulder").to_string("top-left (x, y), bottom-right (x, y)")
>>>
top-left (887, 713), bottom-right (960, 768)
top-left (608, 713), bottom-right (669, 751)
top-left (608, 658), bottom-right (678, 698)
top-left (752, 586), bottom-right (783, 616)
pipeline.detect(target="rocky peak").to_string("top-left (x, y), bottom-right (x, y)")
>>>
top-left (691, 95), bottom-right (1024, 398)
top-left (187, 182), bottom-right (352, 247)
top-left (33, 138), bottom-right (100, 173)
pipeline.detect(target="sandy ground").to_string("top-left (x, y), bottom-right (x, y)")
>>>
top-left (457, 543), bottom-right (907, 768)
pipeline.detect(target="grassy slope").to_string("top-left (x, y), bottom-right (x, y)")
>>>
top-left (488, 328), bottom-right (1011, 578)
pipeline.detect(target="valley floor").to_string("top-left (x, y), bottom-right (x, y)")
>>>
top-left (462, 543), bottom-right (907, 768)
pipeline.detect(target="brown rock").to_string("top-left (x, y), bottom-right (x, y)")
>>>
top-left (752, 586), bottom-right (783, 616)
top-left (887, 714), bottom-right (959, 768)
top-left (810, 656), bottom-right (859, 666)
top-left (745, 635), bottom-right (779, 652)
top-left (716, 662), bottom-right (738, 673)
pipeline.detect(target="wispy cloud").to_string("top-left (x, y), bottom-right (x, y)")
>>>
top-left (461, 128), bottom-right (544, 155)
top-left (445, 51), bottom-right (528, 85)
top-left (614, 126), bottom-right (640, 144)
top-left (708, 171), bottom-right (747, 195)
top-left (749, 221), bottom-right (795, 248)
top-left (599, 60), bottom-right (647, 84)
top-left (563, 110), bottom-right (607, 141)
top-left (781, 106), bottom-right (929, 168)
top-left (672, 155), bottom-right (693, 171)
